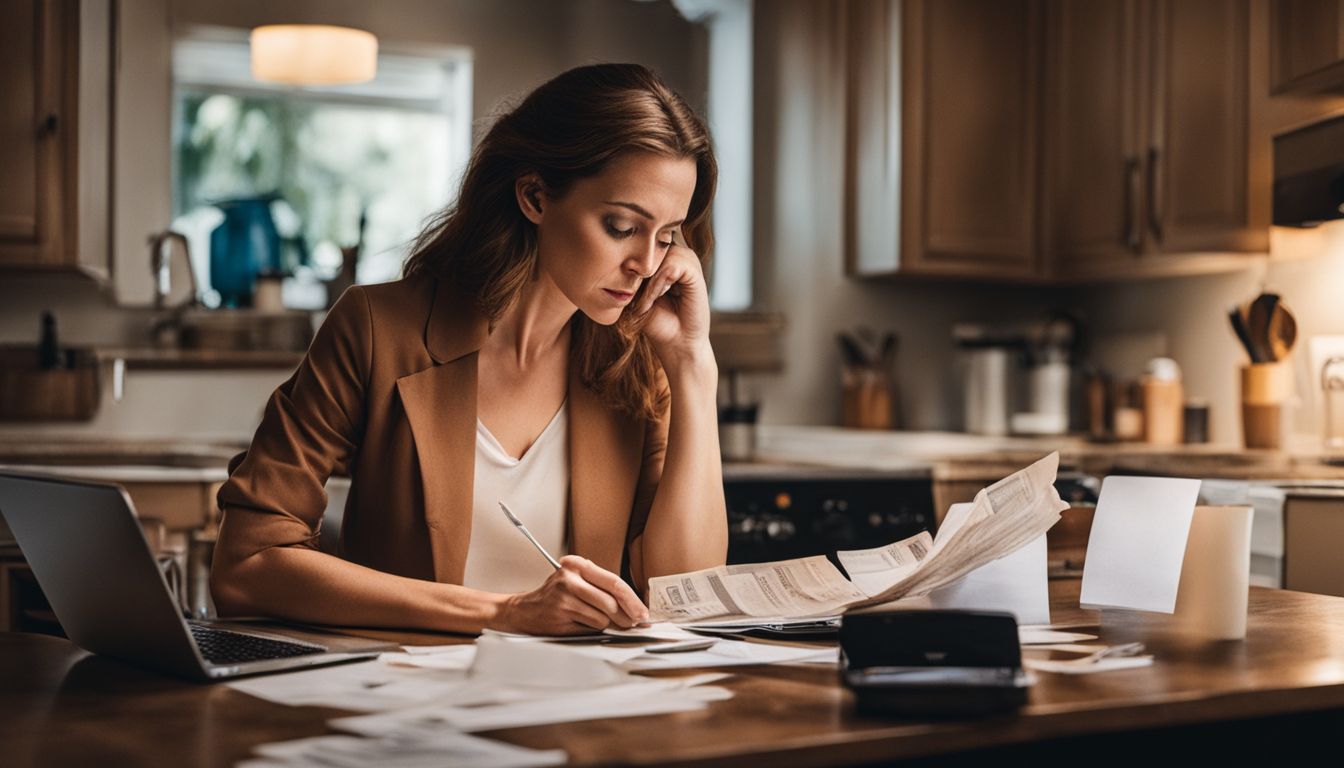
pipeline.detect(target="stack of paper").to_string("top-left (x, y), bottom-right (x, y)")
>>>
top-left (647, 453), bottom-right (1068, 624)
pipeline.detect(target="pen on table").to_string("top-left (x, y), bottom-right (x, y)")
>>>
top-left (498, 501), bottom-right (562, 570)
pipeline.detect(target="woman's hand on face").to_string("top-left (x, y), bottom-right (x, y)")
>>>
top-left (493, 555), bottom-right (650, 636)
top-left (634, 241), bottom-right (713, 372)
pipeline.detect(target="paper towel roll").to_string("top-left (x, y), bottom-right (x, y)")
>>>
top-left (1173, 505), bottom-right (1254, 640)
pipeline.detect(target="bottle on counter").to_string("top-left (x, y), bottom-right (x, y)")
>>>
top-left (38, 311), bottom-right (61, 370)
top-left (1141, 357), bottom-right (1184, 445)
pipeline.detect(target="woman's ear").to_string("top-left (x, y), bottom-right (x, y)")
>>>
top-left (515, 174), bottom-right (545, 225)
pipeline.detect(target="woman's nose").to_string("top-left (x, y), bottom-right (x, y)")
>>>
top-left (625, 241), bottom-right (661, 278)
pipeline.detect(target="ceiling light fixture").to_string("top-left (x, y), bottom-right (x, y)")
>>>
top-left (250, 24), bottom-right (378, 86)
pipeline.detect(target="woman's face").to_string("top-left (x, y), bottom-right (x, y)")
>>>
top-left (524, 151), bottom-right (698, 326)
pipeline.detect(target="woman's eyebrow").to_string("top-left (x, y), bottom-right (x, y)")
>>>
top-left (603, 200), bottom-right (685, 228)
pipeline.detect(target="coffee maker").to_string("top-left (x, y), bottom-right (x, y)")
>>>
top-left (955, 317), bottom-right (1076, 436)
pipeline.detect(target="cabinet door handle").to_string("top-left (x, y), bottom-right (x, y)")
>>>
top-left (39, 114), bottom-right (58, 137)
top-left (1147, 147), bottom-right (1164, 243)
top-left (1125, 155), bottom-right (1141, 251)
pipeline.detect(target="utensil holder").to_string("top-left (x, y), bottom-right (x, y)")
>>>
top-left (1240, 362), bottom-right (1293, 449)
top-left (842, 367), bottom-right (894, 430)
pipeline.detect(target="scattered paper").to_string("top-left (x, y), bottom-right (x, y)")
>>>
top-left (331, 674), bottom-right (731, 735)
top-left (624, 641), bottom-right (835, 670)
top-left (470, 633), bottom-right (627, 687)
top-left (835, 532), bottom-right (933, 596)
top-left (647, 454), bottom-right (1067, 624)
top-left (240, 731), bottom-right (566, 768)
top-left (381, 647), bottom-right (476, 671)
top-left (926, 503), bottom-right (1051, 625)
top-left (227, 660), bottom-right (477, 712)
top-left (1019, 628), bottom-right (1097, 645)
top-left (1024, 656), bottom-right (1154, 675)
top-left (1080, 476), bottom-right (1201, 613)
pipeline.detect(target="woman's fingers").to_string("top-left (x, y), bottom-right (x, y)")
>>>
top-left (563, 556), bottom-right (649, 624)
top-left (636, 246), bottom-right (699, 316)
top-left (560, 592), bottom-right (616, 631)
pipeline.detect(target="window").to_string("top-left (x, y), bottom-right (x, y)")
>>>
top-left (671, 0), bottom-right (753, 311)
top-left (171, 31), bottom-right (471, 307)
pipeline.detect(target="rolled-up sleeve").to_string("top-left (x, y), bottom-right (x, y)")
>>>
top-left (215, 286), bottom-right (373, 563)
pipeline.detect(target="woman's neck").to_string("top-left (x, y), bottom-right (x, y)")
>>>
top-left (485, 275), bottom-right (575, 368)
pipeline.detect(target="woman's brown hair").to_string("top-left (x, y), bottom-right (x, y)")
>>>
top-left (403, 63), bottom-right (717, 421)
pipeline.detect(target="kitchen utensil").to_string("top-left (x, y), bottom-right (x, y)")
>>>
top-left (837, 332), bottom-right (868, 367)
top-left (1246, 293), bottom-right (1280, 363)
top-left (1228, 306), bottom-right (1260, 363)
top-left (1268, 301), bottom-right (1298, 361)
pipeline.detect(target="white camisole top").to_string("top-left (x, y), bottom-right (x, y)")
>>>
top-left (461, 401), bottom-right (570, 594)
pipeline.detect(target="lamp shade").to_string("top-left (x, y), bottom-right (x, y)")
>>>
top-left (250, 25), bottom-right (377, 85)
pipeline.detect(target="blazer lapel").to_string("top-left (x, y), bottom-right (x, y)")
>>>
top-left (396, 278), bottom-right (489, 584)
top-left (568, 362), bottom-right (644, 575)
top-left (397, 358), bottom-right (477, 584)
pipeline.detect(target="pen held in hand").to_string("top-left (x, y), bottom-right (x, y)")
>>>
top-left (498, 501), bottom-right (562, 571)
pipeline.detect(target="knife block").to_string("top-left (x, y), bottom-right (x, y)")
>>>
top-left (0, 346), bottom-right (101, 421)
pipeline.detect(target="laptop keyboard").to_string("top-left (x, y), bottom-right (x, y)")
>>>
top-left (189, 625), bottom-right (328, 665)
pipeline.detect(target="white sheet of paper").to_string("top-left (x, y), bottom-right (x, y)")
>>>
top-left (925, 503), bottom-right (1051, 625)
top-left (1079, 476), bottom-right (1202, 613)
top-left (380, 647), bottom-right (477, 671)
top-left (331, 674), bottom-right (730, 735)
top-left (1017, 629), bottom-right (1098, 645)
top-left (243, 731), bottom-right (567, 768)
top-left (623, 641), bottom-right (835, 670)
top-left (1024, 656), bottom-right (1154, 675)
top-left (226, 660), bottom-right (467, 712)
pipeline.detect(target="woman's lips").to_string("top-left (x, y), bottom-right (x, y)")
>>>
top-left (604, 289), bottom-right (635, 303)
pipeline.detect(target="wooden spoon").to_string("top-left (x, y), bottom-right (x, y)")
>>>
top-left (1246, 293), bottom-right (1280, 363)
top-left (1268, 301), bottom-right (1298, 362)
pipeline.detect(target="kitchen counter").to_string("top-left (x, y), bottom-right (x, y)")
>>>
top-left (750, 425), bottom-right (1344, 482)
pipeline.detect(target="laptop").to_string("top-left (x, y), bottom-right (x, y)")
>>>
top-left (0, 470), bottom-right (393, 681)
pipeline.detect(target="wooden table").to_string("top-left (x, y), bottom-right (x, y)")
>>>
top-left (5, 580), bottom-right (1344, 767)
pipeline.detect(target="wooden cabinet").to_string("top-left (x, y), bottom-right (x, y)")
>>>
top-left (1271, 0), bottom-right (1344, 93)
top-left (847, 0), bottom-right (1043, 279)
top-left (1045, 0), bottom-right (1263, 279)
top-left (1042, 0), bottom-right (1143, 276)
top-left (847, 0), bottom-right (1265, 282)
top-left (0, 0), bottom-right (108, 278)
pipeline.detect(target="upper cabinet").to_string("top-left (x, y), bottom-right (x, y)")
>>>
top-left (847, 0), bottom-right (1266, 282)
top-left (0, 0), bottom-right (110, 279)
top-left (1046, 0), bottom-right (1263, 280)
top-left (1271, 0), bottom-right (1344, 93)
top-left (847, 0), bottom-right (1042, 279)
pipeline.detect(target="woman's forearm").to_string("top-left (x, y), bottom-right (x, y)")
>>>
top-left (210, 545), bottom-right (507, 634)
top-left (640, 355), bottom-right (729, 582)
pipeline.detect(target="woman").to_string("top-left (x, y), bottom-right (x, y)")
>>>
top-left (209, 63), bottom-right (728, 636)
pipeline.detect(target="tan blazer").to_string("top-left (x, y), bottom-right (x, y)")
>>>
top-left (215, 275), bottom-right (668, 590)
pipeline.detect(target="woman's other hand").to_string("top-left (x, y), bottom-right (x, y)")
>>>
top-left (492, 555), bottom-right (650, 636)
top-left (635, 240), bottom-right (713, 374)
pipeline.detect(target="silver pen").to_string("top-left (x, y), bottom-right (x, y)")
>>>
top-left (498, 501), bottom-right (562, 571)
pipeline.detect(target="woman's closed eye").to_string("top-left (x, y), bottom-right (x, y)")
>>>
top-left (605, 220), bottom-right (676, 249)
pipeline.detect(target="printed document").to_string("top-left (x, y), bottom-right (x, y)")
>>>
top-left (648, 453), bottom-right (1067, 624)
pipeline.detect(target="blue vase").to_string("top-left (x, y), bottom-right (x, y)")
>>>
top-left (209, 196), bottom-right (282, 308)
